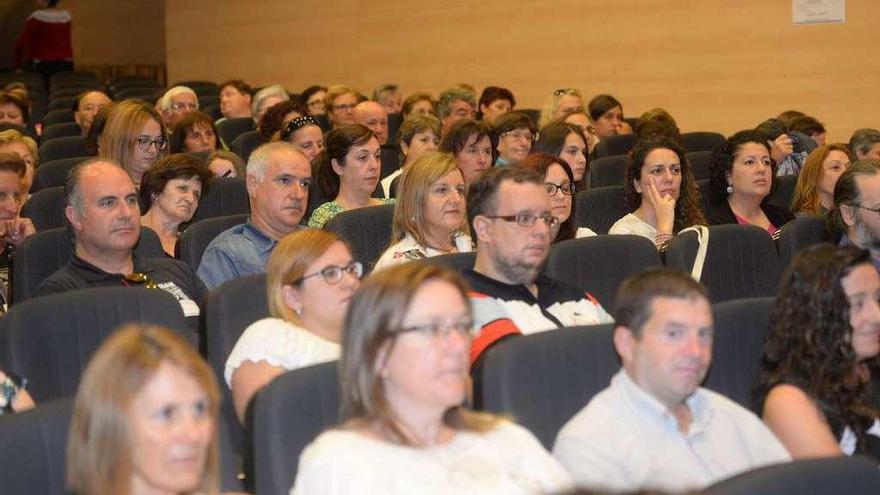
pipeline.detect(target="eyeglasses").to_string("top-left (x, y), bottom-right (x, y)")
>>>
top-left (295, 261), bottom-right (363, 285)
top-left (484, 212), bottom-right (559, 228)
top-left (500, 130), bottom-right (534, 142)
top-left (554, 88), bottom-right (577, 96)
top-left (545, 182), bottom-right (575, 196)
top-left (393, 317), bottom-right (474, 340)
top-left (307, 99), bottom-right (324, 108)
top-left (332, 103), bottom-right (357, 112)
top-left (123, 272), bottom-right (158, 289)
top-left (853, 204), bottom-right (880, 216)
top-left (170, 102), bottom-right (198, 112)
top-left (136, 136), bottom-right (167, 151)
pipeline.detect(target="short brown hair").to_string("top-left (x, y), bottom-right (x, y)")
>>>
top-left (0, 91), bottom-right (29, 123)
top-left (0, 151), bottom-right (26, 177)
top-left (614, 269), bottom-right (708, 338)
top-left (138, 153), bottom-right (213, 214)
top-left (401, 92), bottom-right (435, 118)
top-left (66, 324), bottom-right (220, 495)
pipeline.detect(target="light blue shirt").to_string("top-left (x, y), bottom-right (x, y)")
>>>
top-left (196, 219), bottom-right (277, 290)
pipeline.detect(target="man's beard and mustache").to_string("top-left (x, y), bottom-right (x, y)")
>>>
top-left (854, 216), bottom-right (880, 251)
top-left (492, 251), bottom-right (547, 286)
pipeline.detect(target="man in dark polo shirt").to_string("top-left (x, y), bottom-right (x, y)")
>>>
top-left (34, 159), bottom-right (206, 323)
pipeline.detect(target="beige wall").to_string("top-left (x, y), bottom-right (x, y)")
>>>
top-left (166, 0), bottom-right (878, 142)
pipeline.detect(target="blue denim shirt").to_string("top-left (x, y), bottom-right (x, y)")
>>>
top-left (196, 219), bottom-right (277, 290)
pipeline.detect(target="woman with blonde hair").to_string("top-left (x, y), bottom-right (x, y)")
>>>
top-left (226, 229), bottom-right (362, 422)
top-left (98, 100), bottom-right (168, 185)
top-left (291, 263), bottom-right (573, 494)
top-left (0, 128), bottom-right (37, 195)
top-left (790, 143), bottom-right (851, 217)
top-left (66, 324), bottom-right (220, 495)
top-left (539, 88), bottom-right (585, 128)
top-left (374, 152), bottom-right (471, 270)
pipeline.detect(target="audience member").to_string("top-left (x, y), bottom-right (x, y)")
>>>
top-left (437, 87), bottom-right (477, 135)
top-left (98, 99), bottom-right (168, 186)
top-left (477, 86), bottom-right (515, 124)
top-left (309, 124), bottom-right (393, 228)
top-left (707, 130), bottom-right (794, 235)
top-left (634, 108), bottom-right (681, 143)
top-left (790, 143), bottom-right (851, 216)
top-left (0, 153), bottom-right (36, 308)
top-left (375, 152), bottom-right (471, 270)
top-left (301, 85), bottom-right (328, 116)
top-left (540, 88), bottom-right (585, 128)
top-left (0, 128), bottom-right (38, 195)
top-left (755, 117), bottom-right (815, 176)
top-left (521, 153), bottom-right (596, 241)
top-left (560, 109), bottom-right (600, 154)
top-left (829, 160), bottom-right (880, 269)
top-left (588, 94), bottom-right (626, 140)
top-left (34, 160), bottom-right (205, 322)
top-left (493, 111), bottom-right (536, 166)
top-left (0, 91), bottom-right (28, 127)
top-left (139, 154), bottom-right (212, 256)
top-left (533, 122), bottom-right (589, 190)
top-left (257, 99), bottom-right (304, 142)
top-left (325, 85), bottom-right (360, 128)
top-left (169, 111), bottom-right (219, 154)
top-left (13, 0), bottom-right (73, 78)
top-left (0, 368), bottom-right (34, 415)
top-left (789, 115), bottom-right (827, 146)
top-left (372, 84), bottom-right (403, 114)
top-left (849, 128), bottom-right (880, 161)
top-left (67, 324), bottom-right (220, 495)
top-left (439, 118), bottom-right (495, 189)
top-left (252, 84), bottom-right (290, 126)
top-left (72, 90), bottom-right (111, 136)
top-left (553, 269), bottom-right (790, 492)
top-left (353, 100), bottom-right (389, 145)
top-left (226, 229), bottom-right (361, 422)
top-left (401, 91), bottom-right (435, 119)
top-left (610, 137), bottom-right (706, 249)
top-left (218, 79), bottom-right (253, 120)
top-left (280, 115), bottom-right (325, 163)
top-left (464, 166), bottom-right (612, 365)
top-left (197, 142), bottom-right (311, 289)
top-left (381, 113), bottom-right (441, 198)
top-left (205, 149), bottom-right (245, 178)
top-left (157, 86), bottom-right (199, 128)
top-left (759, 244), bottom-right (880, 461)
top-left (777, 109), bottom-right (806, 127)
top-left (291, 262), bottom-right (574, 494)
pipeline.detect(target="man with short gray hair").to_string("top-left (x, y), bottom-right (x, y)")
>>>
top-left (158, 86), bottom-right (199, 127)
top-left (831, 159), bottom-right (880, 270)
top-left (849, 128), bottom-right (880, 161)
top-left (197, 142), bottom-right (311, 289)
top-left (437, 87), bottom-right (476, 135)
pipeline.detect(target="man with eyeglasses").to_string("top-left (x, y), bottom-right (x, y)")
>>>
top-left (464, 166), bottom-right (612, 369)
top-left (34, 159), bottom-right (206, 329)
top-left (197, 142), bottom-right (311, 289)
top-left (158, 86), bottom-right (199, 127)
top-left (493, 111), bottom-right (537, 166)
top-left (832, 160), bottom-right (880, 270)
top-left (73, 90), bottom-right (111, 136)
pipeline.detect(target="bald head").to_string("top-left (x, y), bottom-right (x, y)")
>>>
top-left (354, 101), bottom-right (389, 145)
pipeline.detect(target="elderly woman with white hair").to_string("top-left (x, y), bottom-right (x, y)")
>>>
top-left (252, 84), bottom-right (290, 125)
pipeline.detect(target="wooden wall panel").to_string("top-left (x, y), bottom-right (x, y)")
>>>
top-left (65, 0), bottom-right (166, 66)
top-left (166, 0), bottom-right (879, 142)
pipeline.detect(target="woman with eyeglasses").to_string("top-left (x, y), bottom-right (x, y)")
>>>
top-left (226, 229), bottom-right (362, 423)
top-left (291, 262), bottom-right (573, 494)
top-left (98, 99), bottom-right (168, 186)
top-left (375, 152), bottom-right (471, 271)
top-left (281, 115), bottom-right (325, 163)
top-left (493, 111), bottom-right (536, 166)
top-left (609, 137), bottom-right (706, 249)
top-left (533, 122), bottom-right (590, 191)
top-left (521, 153), bottom-right (596, 242)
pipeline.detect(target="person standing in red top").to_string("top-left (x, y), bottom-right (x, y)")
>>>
top-left (13, 0), bottom-right (74, 80)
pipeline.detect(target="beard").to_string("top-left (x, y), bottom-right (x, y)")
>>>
top-left (854, 218), bottom-right (880, 251)
top-left (491, 249), bottom-right (546, 286)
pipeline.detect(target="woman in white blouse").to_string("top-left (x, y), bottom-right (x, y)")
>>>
top-left (225, 229), bottom-right (362, 422)
top-left (608, 136), bottom-right (706, 249)
top-left (291, 263), bottom-right (573, 494)
top-left (374, 152), bottom-right (472, 270)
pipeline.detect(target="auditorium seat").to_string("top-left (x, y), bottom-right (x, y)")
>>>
top-left (589, 154), bottom-right (628, 188)
top-left (665, 224), bottom-right (781, 303)
top-left (591, 134), bottom-right (635, 158)
top-left (31, 156), bottom-right (88, 192)
top-left (422, 252), bottom-right (476, 273)
top-left (573, 185), bottom-right (628, 235)
top-left (217, 117), bottom-right (256, 146)
top-left (776, 215), bottom-right (830, 268)
top-left (46, 96), bottom-right (77, 113)
top-left (0, 399), bottom-right (72, 494)
top-left (38, 135), bottom-right (89, 163)
top-left (252, 361), bottom-right (339, 495)
top-left (545, 235), bottom-right (662, 309)
top-left (40, 122), bottom-right (81, 142)
top-left (20, 185), bottom-right (66, 230)
top-left (324, 204), bottom-right (395, 271)
top-left (178, 214), bottom-right (249, 271)
top-left (767, 173), bottom-right (798, 210)
top-left (190, 176), bottom-right (249, 222)
top-left (687, 150), bottom-right (713, 181)
top-left (41, 109), bottom-right (74, 126)
top-left (231, 130), bottom-right (262, 162)
top-left (707, 456), bottom-right (880, 495)
top-left (681, 131), bottom-right (725, 153)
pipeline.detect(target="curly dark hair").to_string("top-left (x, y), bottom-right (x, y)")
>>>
top-left (519, 153), bottom-right (577, 242)
top-left (759, 243), bottom-right (880, 452)
top-left (258, 99), bottom-right (306, 142)
top-left (708, 129), bottom-right (778, 207)
top-left (623, 136), bottom-right (705, 233)
top-left (169, 111), bottom-right (218, 153)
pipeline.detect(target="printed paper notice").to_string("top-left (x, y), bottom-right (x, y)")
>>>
top-left (793, 0), bottom-right (845, 25)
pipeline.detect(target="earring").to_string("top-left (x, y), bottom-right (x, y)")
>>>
top-left (294, 307), bottom-right (302, 315)
top-left (726, 184), bottom-right (733, 194)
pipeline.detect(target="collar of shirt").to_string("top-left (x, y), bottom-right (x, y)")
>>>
top-left (243, 218), bottom-right (279, 258)
top-left (70, 254), bottom-right (153, 284)
top-left (613, 369), bottom-right (713, 438)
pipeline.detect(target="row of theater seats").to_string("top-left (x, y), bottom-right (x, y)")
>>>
top-left (0, 288), bottom-right (877, 494)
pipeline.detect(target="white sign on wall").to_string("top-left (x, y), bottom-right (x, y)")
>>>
top-left (793, 0), bottom-right (845, 25)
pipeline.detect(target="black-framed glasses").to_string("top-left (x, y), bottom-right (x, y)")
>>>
top-left (554, 88), bottom-right (576, 96)
top-left (484, 212), bottom-right (559, 228)
top-left (393, 317), bottom-right (474, 340)
top-left (545, 182), bottom-right (575, 196)
top-left (295, 261), bottom-right (363, 285)
top-left (124, 272), bottom-right (158, 289)
top-left (136, 136), bottom-right (168, 151)
top-left (854, 204), bottom-right (880, 215)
